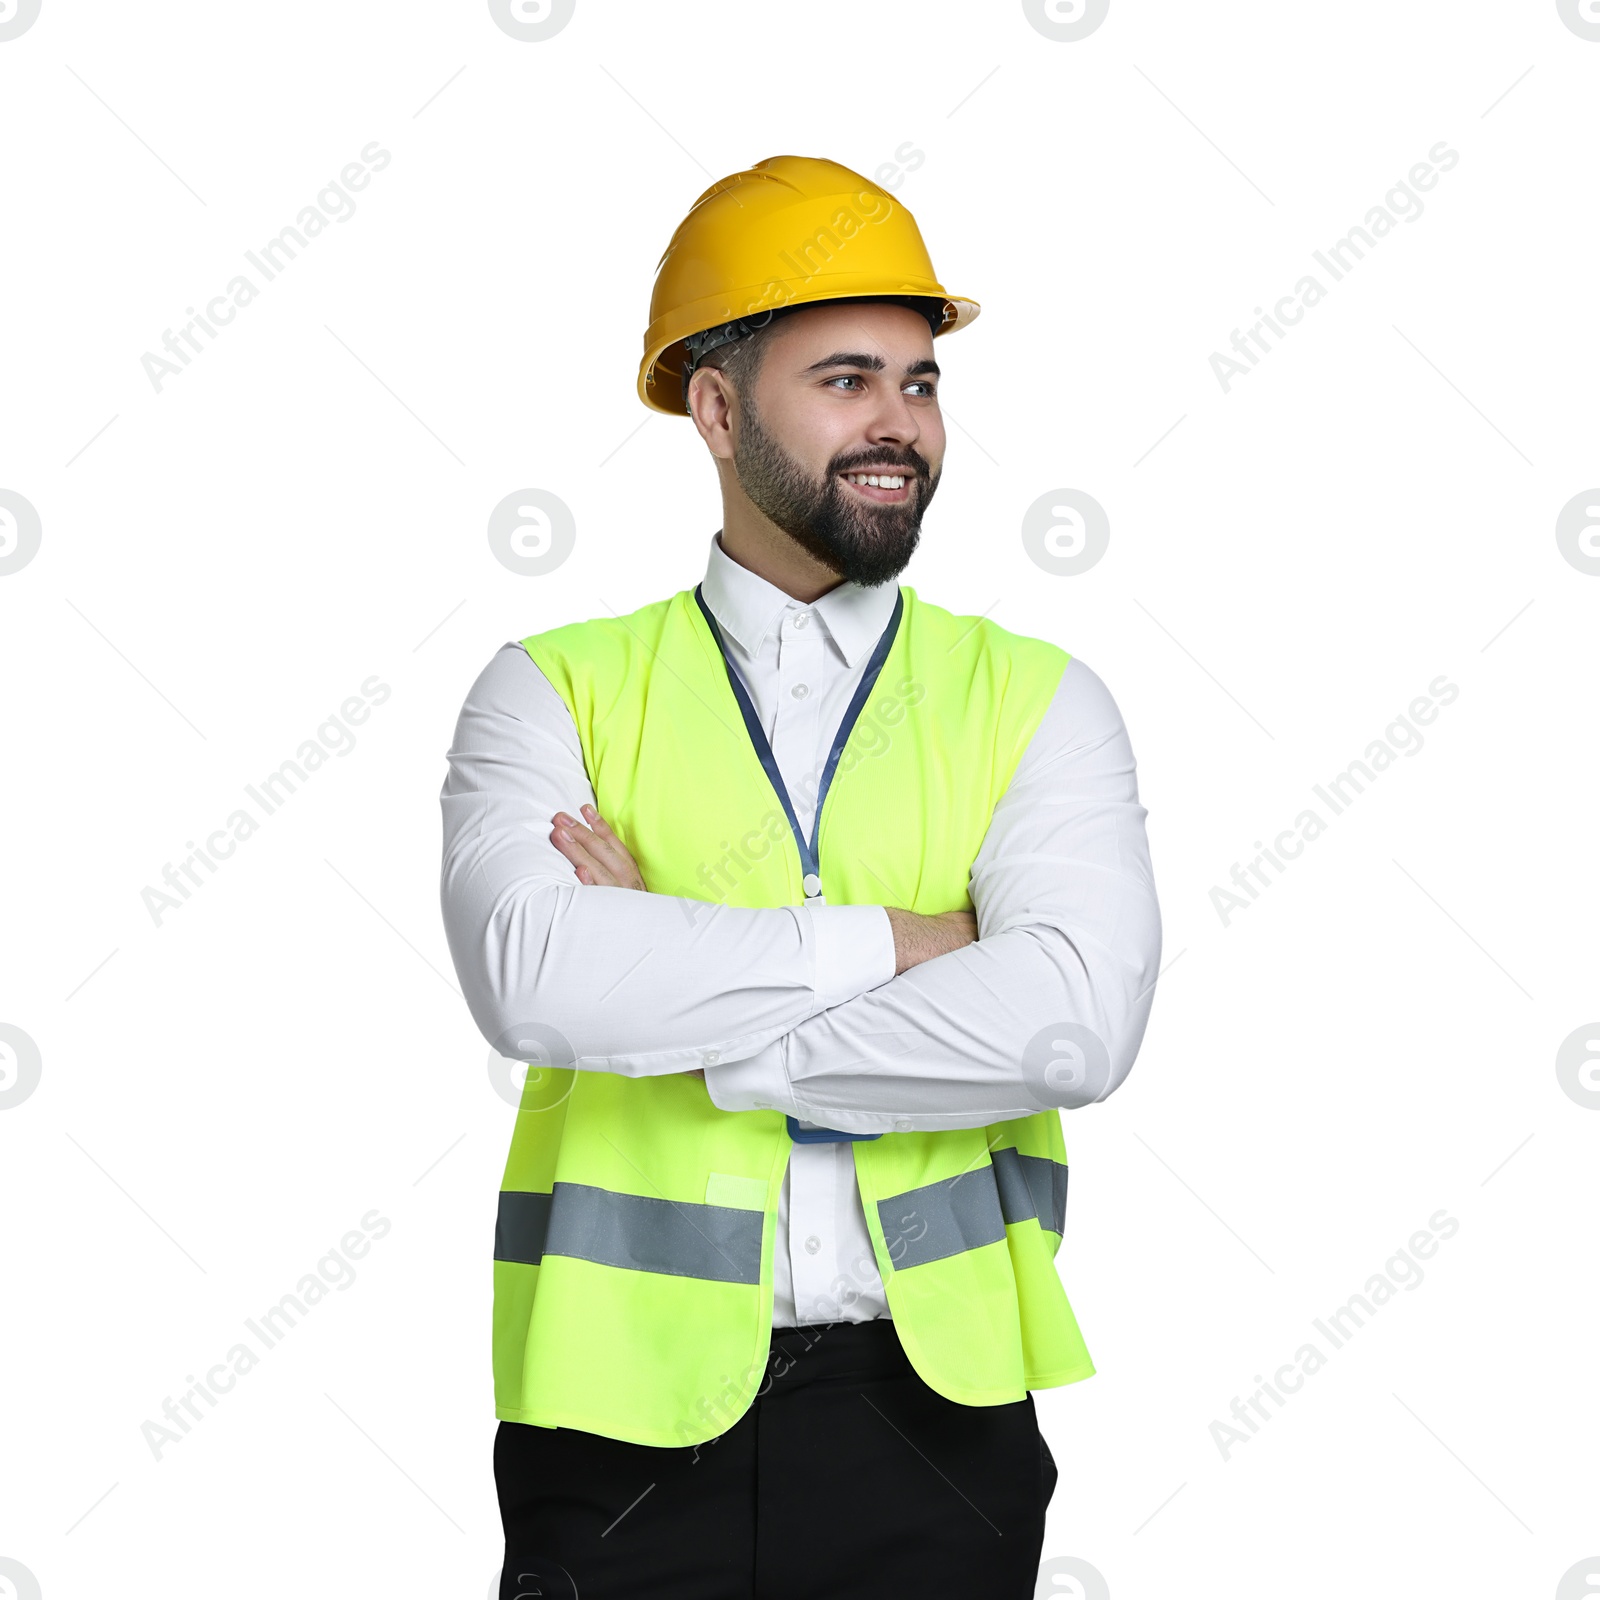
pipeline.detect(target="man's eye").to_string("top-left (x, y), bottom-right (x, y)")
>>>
top-left (823, 375), bottom-right (936, 397)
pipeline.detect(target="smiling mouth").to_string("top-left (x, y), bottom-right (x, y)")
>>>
top-left (839, 469), bottom-right (914, 503)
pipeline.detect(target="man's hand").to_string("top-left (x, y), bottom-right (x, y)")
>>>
top-left (551, 805), bottom-right (705, 1076)
top-left (550, 805), bottom-right (646, 891)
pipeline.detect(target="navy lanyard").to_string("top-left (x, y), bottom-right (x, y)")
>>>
top-left (694, 583), bottom-right (902, 903)
top-left (694, 581), bottom-right (904, 1144)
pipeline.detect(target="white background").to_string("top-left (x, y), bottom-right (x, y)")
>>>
top-left (2, 2), bottom-right (1597, 1597)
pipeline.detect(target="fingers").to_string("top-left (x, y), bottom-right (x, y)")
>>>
top-left (571, 805), bottom-right (639, 885)
top-left (582, 806), bottom-right (623, 846)
top-left (571, 808), bottom-right (637, 883)
top-left (551, 813), bottom-right (614, 886)
top-left (551, 806), bottom-right (641, 889)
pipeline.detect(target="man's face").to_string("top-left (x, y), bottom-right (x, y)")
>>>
top-left (729, 301), bottom-right (946, 587)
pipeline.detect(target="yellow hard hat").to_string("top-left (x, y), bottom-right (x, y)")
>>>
top-left (637, 154), bottom-right (980, 416)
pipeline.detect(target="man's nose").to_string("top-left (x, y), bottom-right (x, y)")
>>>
top-left (862, 388), bottom-right (921, 452)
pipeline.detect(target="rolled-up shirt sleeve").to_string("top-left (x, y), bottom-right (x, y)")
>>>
top-left (702, 657), bottom-right (1161, 1131)
top-left (440, 643), bottom-right (897, 1075)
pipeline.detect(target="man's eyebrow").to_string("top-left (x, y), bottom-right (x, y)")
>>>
top-left (799, 351), bottom-right (942, 380)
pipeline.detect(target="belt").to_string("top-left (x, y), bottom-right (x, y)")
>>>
top-left (764, 1317), bottom-right (909, 1390)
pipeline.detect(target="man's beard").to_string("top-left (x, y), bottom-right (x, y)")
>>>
top-left (730, 392), bottom-right (939, 587)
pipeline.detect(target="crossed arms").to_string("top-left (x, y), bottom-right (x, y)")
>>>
top-left (439, 643), bottom-right (1162, 1134)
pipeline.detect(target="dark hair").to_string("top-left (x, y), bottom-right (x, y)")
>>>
top-left (689, 295), bottom-right (945, 409)
top-left (694, 314), bottom-right (782, 399)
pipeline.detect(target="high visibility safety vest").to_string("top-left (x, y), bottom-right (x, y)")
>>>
top-left (494, 583), bottom-right (1096, 1447)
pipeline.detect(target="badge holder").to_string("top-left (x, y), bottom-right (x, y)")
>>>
top-left (786, 1116), bottom-right (882, 1143)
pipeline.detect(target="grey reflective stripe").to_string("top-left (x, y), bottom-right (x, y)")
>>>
top-left (494, 1181), bottom-right (763, 1285)
top-left (990, 1146), bottom-right (1068, 1237)
top-left (495, 1189), bottom-right (552, 1265)
top-left (878, 1150), bottom-right (1069, 1272)
top-left (877, 1171), bottom-right (1007, 1271)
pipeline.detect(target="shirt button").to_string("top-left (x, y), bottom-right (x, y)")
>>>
top-left (703, 1050), bottom-right (720, 1064)
top-left (791, 683), bottom-right (809, 700)
top-left (794, 612), bottom-right (811, 628)
top-left (893, 1118), bottom-right (912, 1133)
top-left (805, 1235), bottom-right (821, 1254)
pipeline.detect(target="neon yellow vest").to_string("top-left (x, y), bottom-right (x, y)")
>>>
top-left (494, 583), bottom-right (1095, 1446)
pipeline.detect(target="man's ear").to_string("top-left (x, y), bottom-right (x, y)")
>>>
top-left (686, 365), bottom-right (737, 461)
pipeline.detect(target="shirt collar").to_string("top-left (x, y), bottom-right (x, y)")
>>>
top-left (700, 530), bottom-right (900, 670)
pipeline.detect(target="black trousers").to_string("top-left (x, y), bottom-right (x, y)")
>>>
top-left (495, 1317), bottom-right (1058, 1599)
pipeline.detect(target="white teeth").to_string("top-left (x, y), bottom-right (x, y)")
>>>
top-left (847, 473), bottom-right (905, 489)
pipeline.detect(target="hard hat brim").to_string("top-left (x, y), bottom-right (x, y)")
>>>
top-left (639, 285), bottom-right (980, 417)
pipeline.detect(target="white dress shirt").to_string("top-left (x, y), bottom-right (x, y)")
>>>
top-left (439, 531), bottom-right (1161, 1327)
